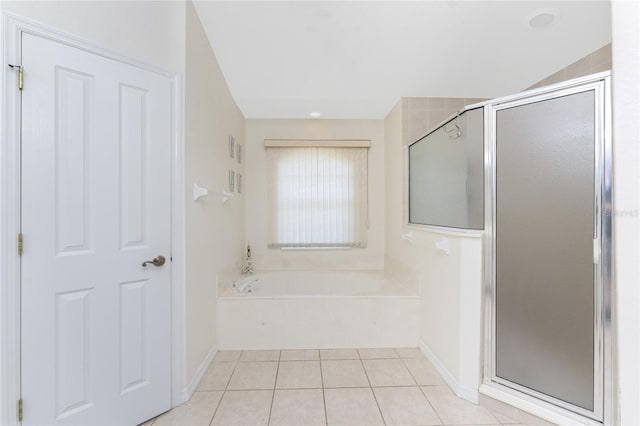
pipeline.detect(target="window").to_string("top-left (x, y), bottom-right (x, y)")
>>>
top-left (266, 141), bottom-right (369, 248)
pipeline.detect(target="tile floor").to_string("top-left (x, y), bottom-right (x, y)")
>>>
top-left (143, 348), bottom-right (523, 426)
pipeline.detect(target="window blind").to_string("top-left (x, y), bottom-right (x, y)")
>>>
top-left (267, 146), bottom-right (368, 249)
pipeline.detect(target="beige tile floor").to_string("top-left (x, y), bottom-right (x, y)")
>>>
top-left (142, 348), bottom-right (524, 426)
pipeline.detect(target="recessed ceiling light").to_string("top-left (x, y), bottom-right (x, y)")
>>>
top-left (309, 112), bottom-right (322, 118)
top-left (527, 8), bottom-right (561, 29)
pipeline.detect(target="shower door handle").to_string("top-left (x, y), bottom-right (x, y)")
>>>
top-left (593, 239), bottom-right (600, 264)
top-left (142, 256), bottom-right (166, 267)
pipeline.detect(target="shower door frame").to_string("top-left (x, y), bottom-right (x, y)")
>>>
top-left (482, 72), bottom-right (612, 424)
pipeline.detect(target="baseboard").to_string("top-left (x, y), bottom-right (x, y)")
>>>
top-left (457, 383), bottom-right (480, 404)
top-left (418, 340), bottom-right (479, 404)
top-left (479, 383), bottom-right (601, 426)
top-left (181, 344), bottom-right (218, 403)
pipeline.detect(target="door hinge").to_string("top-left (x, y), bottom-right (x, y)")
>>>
top-left (18, 399), bottom-right (23, 422)
top-left (8, 64), bottom-right (23, 90)
top-left (18, 233), bottom-right (23, 256)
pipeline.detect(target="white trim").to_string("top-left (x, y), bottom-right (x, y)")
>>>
top-left (170, 72), bottom-right (187, 408)
top-left (0, 12), bottom-right (23, 426)
top-left (264, 138), bottom-right (371, 148)
top-left (419, 340), bottom-right (479, 404)
top-left (479, 384), bottom-right (603, 426)
top-left (1, 13), bottom-right (174, 78)
top-left (184, 345), bottom-right (218, 401)
top-left (0, 12), bottom-right (186, 423)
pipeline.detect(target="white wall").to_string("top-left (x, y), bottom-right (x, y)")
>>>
top-left (384, 99), bottom-right (483, 400)
top-left (1, 1), bottom-right (186, 75)
top-left (611, 1), bottom-right (640, 425)
top-left (245, 119), bottom-right (385, 270)
top-left (184, 0), bottom-right (246, 385)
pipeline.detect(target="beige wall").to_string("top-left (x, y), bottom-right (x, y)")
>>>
top-left (245, 119), bottom-right (385, 270)
top-left (527, 43), bottom-right (611, 90)
top-left (184, 1), bottom-right (246, 382)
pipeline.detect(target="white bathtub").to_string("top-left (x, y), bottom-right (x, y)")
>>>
top-left (217, 270), bottom-right (420, 350)
top-left (220, 270), bottom-right (417, 298)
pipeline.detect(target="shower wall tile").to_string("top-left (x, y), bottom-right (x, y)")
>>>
top-left (527, 43), bottom-right (611, 90)
top-left (464, 98), bottom-right (486, 107)
top-left (426, 97), bottom-right (447, 110)
top-left (406, 97), bottom-right (431, 111)
top-left (401, 45), bottom-right (610, 146)
top-left (401, 96), bottom-right (487, 146)
top-left (427, 110), bottom-right (449, 127)
top-left (565, 56), bottom-right (592, 80)
top-left (591, 43), bottom-right (612, 72)
top-left (444, 97), bottom-right (466, 111)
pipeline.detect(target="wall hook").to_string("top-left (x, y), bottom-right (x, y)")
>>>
top-left (443, 112), bottom-right (462, 140)
top-left (193, 183), bottom-right (209, 201)
top-left (193, 183), bottom-right (234, 203)
top-left (435, 238), bottom-right (450, 255)
top-left (221, 190), bottom-right (234, 203)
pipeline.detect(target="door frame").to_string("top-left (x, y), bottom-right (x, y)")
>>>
top-left (0, 13), bottom-right (186, 425)
top-left (481, 72), bottom-right (612, 425)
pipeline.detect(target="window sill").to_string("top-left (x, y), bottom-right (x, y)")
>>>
top-left (274, 246), bottom-right (365, 251)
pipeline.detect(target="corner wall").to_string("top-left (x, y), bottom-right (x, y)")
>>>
top-left (384, 98), bottom-right (484, 402)
top-left (184, 0), bottom-right (246, 386)
top-left (611, 2), bottom-right (640, 424)
top-left (245, 119), bottom-right (385, 271)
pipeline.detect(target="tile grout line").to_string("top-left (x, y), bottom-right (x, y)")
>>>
top-left (319, 350), bottom-right (328, 426)
top-left (224, 355), bottom-right (241, 391)
top-left (385, 349), bottom-right (440, 425)
top-left (358, 351), bottom-right (387, 426)
top-left (396, 349), bottom-right (447, 424)
top-left (266, 350), bottom-right (282, 426)
top-left (209, 350), bottom-right (242, 425)
top-left (418, 384), bottom-right (446, 425)
top-left (400, 357), bottom-right (425, 387)
top-left (206, 390), bottom-right (225, 426)
top-left (164, 348), bottom-right (490, 426)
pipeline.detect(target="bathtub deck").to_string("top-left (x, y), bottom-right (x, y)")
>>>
top-left (146, 348), bottom-right (521, 426)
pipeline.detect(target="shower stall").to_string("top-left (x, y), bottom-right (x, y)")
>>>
top-left (483, 73), bottom-right (612, 423)
top-left (404, 72), bottom-right (610, 423)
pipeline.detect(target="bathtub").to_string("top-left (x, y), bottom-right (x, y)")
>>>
top-left (217, 270), bottom-right (420, 350)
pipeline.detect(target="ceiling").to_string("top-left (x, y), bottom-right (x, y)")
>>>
top-left (193, 1), bottom-right (611, 119)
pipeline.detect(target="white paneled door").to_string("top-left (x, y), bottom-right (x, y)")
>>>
top-left (20, 33), bottom-right (172, 425)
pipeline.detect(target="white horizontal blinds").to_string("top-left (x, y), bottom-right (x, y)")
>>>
top-left (267, 146), bottom-right (368, 248)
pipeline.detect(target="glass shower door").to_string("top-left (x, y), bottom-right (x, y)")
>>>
top-left (491, 84), bottom-right (607, 420)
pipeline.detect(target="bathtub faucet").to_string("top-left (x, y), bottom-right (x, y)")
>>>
top-left (235, 276), bottom-right (259, 294)
top-left (242, 262), bottom-right (253, 275)
top-left (242, 241), bottom-right (254, 275)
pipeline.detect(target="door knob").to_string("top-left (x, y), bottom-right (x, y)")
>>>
top-left (142, 256), bottom-right (166, 267)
